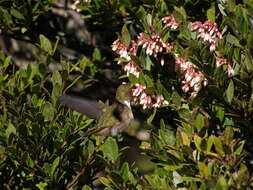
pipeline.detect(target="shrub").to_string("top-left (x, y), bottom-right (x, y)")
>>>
top-left (0, 0), bottom-right (253, 189)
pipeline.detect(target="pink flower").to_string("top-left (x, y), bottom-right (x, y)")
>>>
top-left (137, 33), bottom-right (173, 64)
top-left (129, 40), bottom-right (137, 56)
top-left (227, 64), bottom-right (234, 77)
top-left (140, 93), bottom-right (152, 109)
top-left (131, 84), bottom-right (168, 109)
top-left (123, 61), bottom-right (140, 78)
top-left (153, 94), bottom-right (169, 107)
top-left (112, 39), bottom-right (141, 77)
top-left (112, 39), bottom-right (130, 60)
top-left (182, 84), bottom-right (190, 92)
top-left (161, 16), bottom-right (180, 29)
top-left (132, 84), bottom-right (146, 96)
top-left (191, 21), bottom-right (222, 52)
top-left (215, 57), bottom-right (227, 67)
top-left (174, 54), bottom-right (207, 96)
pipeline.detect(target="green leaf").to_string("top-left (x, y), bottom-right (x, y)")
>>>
top-left (244, 54), bottom-right (253, 72)
top-left (159, 127), bottom-right (176, 145)
top-left (198, 162), bottom-right (209, 177)
top-left (215, 106), bottom-right (224, 123)
top-left (224, 127), bottom-right (234, 145)
top-left (36, 182), bottom-right (48, 190)
top-left (92, 48), bottom-right (101, 61)
top-left (6, 122), bottom-right (16, 141)
top-left (215, 175), bottom-right (228, 190)
top-left (101, 137), bottom-right (118, 162)
top-left (147, 108), bottom-right (156, 124)
top-left (121, 25), bottom-right (131, 46)
top-left (234, 141), bottom-right (245, 155)
top-left (25, 153), bottom-right (35, 168)
top-left (42, 102), bottom-right (55, 121)
top-left (3, 10), bottom-right (12, 24)
top-left (181, 176), bottom-right (201, 182)
top-left (213, 137), bottom-right (224, 154)
top-left (226, 80), bottom-right (234, 103)
top-left (194, 114), bottom-right (205, 132)
top-left (226, 34), bottom-right (242, 48)
top-left (52, 71), bottom-right (62, 106)
top-left (194, 135), bottom-right (202, 151)
top-left (164, 165), bottom-right (183, 171)
top-left (3, 56), bottom-right (11, 69)
top-left (174, 6), bottom-right (187, 20)
top-left (235, 164), bottom-right (249, 184)
top-left (144, 74), bottom-right (153, 87)
top-left (50, 157), bottom-right (60, 176)
top-left (100, 177), bottom-right (111, 187)
top-left (145, 14), bottom-right (153, 26)
top-left (172, 171), bottom-right (183, 186)
top-left (223, 118), bottom-right (234, 126)
top-left (178, 131), bottom-right (190, 146)
top-left (10, 8), bottom-right (25, 20)
top-left (145, 55), bottom-right (153, 71)
top-left (218, 4), bottom-right (227, 16)
top-left (120, 162), bottom-right (130, 183)
top-left (82, 185), bottom-right (92, 190)
top-left (207, 136), bottom-right (214, 152)
top-left (85, 140), bottom-right (95, 157)
top-left (39, 34), bottom-right (52, 53)
top-left (207, 4), bottom-right (216, 22)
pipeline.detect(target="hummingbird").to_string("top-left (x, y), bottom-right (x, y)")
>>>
top-left (58, 84), bottom-right (134, 136)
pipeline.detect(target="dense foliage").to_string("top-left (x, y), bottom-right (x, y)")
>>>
top-left (0, 0), bottom-right (253, 189)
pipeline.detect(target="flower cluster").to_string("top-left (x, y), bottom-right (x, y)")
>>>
top-left (191, 21), bottom-right (222, 51)
top-left (161, 16), bottom-right (180, 30)
top-left (112, 40), bottom-right (140, 77)
top-left (174, 54), bottom-right (208, 97)
top-left (112, 39), bottom-right (130, 61)
top-left (137, 33), bottom-right (173, 65)
top-left (215, 57), bottom-right (234, 77)
top-left (112, 18), bottom-right (225, 108)
top-left (216, 56), bottom-right (227, 67)
top-left (131, 84), bottom-right (169, 109)
top-left (123, 61), bottom-right (140, 78)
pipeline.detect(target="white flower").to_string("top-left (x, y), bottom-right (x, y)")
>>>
top-left (227, 64), bottom-right (235, 77)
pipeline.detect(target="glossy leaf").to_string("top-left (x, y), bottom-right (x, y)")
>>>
top-left (101, 137), bottom-right (119, 162)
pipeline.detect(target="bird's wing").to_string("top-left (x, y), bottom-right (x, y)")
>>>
top-left (59, 95), bottom-right (104, 120)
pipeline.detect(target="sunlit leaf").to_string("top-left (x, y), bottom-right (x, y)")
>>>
top-left (39, 34), bottom-right (52, 53)
top-left (213, 137), bottom-right (224, 154)
top-left (121, 25), bottom-right (131, 46)
top-left (207, 4), bottom-right (216, 22)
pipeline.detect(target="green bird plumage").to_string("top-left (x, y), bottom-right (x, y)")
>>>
top-left (59, 84), bottom-right (134, 136)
